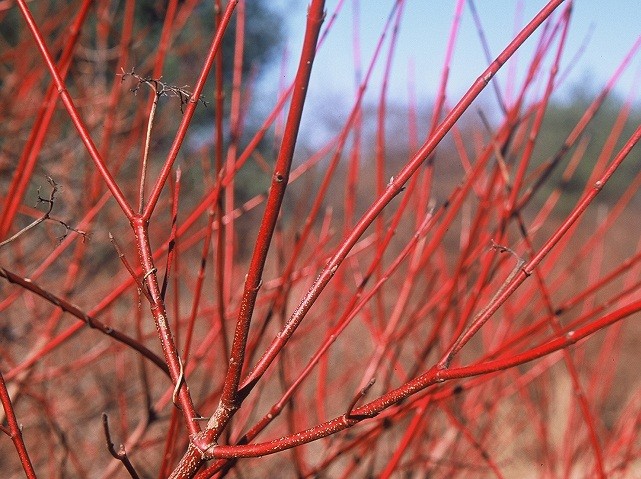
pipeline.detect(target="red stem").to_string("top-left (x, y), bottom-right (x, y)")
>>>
top-left (131, 219), bottom-right (200, 435)
top-left (0, 371), bottom-right (37, 479)
top-left (241, 0), bottom-right (566, 408)
top-left (15, 0), bottom-right (134, 219)
top-left (205, 0), bottom-right (326, 441)
top-left (211, 294), bottom-right (641, 459)
top-left (143, 0), bottom-right (239, 220)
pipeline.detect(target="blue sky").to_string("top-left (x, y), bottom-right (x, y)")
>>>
top-left (267, 0), bottom-right (641, 109)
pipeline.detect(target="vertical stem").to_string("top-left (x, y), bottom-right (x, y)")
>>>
top-left (138, 94), bottom-right (159, 214)
top-left (207, 0), bottom-right (326, 442)
top-left (0, 371), bottom-right (37, 479)
top-left (131, 218), bottom-right (200, 436)
top-left (143, 0), bottom-right (239, 220)
top-left (213, 0), bottom-right (230, 364)
top-left (222, 0), bottom-right (247, 359)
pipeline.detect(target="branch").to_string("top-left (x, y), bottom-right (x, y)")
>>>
top-left (119, 68), bottom-right (209, 112)
top-left (0, 266), bottom-right (170, 377)
top-left (15, 0), bottom-right (134, 219)
top-left (0, 177), bottom-right (88, 249)
top-left (210, 295), bottom-right (641, 459)
top-left (0, 371), bottom-right (36, 478)
top-left (102, 413), bottom-right (140, 479)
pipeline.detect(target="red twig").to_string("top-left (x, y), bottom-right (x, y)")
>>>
top-left (16, 0), bottom-right (134, 219)
top-left (143, 1), bottom-right (239, 220)
top-left (0, 371), bottom-right (36, 478)
top-left (239, 0), bottom-right (566, 417)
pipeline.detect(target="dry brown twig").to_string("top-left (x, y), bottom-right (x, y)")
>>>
top-left (0, 176), bottom-right (88, 249)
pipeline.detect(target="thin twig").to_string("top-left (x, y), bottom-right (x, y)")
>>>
top-left (441, 241), bottom-right (526, 368)
top-left (345, 378), bottom-right (376, 420)
top-left (109, 233), bottom-right (153, 302)
top-left (119, 67), bottom-right (208, 112)
top-left (0, 177), bottom-right (88, 249)
top-left (102, 413), bottom-right (141, 479)
top-left (0, 266), bottom-right (170, 376)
